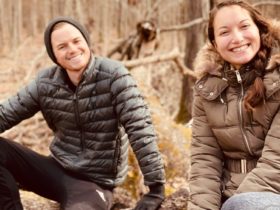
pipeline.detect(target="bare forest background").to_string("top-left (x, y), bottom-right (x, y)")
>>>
top-left (0, 0), bottom-right (280, 209)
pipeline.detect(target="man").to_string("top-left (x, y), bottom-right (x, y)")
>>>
top-left (0, 17), bottom-right (165, 210)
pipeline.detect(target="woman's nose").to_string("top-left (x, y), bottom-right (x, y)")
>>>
top-left (231, 30), bottom-right (244, 44)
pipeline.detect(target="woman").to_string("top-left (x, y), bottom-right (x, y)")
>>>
top-left (188, 1), bottom-right (280, 209)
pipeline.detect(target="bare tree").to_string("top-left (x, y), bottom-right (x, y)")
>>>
top-left (12, 0), bottom-right (22, 50)
top-left (175, 0), bottom-right (210, 123)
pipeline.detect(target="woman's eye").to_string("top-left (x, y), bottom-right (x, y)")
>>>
top-left (241, 24), bottom-right (249, 29)
top-left (219, 31), bottom-right (228, 36)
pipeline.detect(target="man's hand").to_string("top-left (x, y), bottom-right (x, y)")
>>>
top-left (133, 184), bottom-right (165, 210)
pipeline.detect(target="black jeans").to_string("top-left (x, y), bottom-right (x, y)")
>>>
top-left (0, 137), bottom-right (113, 210)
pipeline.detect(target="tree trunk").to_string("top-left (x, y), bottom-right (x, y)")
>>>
top-left (12, 0), bottom-right (22, 50)
top-left (176, 0), bottom-right (210, 123)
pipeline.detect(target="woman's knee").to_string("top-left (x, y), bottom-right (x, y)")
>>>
top-left (222, 192), bottom-right (280, 210)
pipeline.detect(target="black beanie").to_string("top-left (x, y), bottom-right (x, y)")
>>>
top-left (44, 16), bottom-right (90, 64)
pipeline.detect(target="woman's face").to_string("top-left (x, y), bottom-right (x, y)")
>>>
top-left (213, 5), bottom-right (261, 69)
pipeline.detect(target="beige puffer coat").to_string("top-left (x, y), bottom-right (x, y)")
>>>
top-left (188, 21), bottom-right (280, 210)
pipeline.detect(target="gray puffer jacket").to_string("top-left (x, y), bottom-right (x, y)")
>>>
top-left (0, 56), bottom-right (165, 187)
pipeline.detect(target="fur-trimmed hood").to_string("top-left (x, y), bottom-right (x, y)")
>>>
top-left (193, 19), bottom-right (280, 80)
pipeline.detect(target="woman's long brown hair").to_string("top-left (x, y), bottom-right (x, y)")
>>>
top-left (208, 0), bottom-right (274, 112)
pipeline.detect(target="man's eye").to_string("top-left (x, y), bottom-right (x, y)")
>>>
top-left (58, 46), bottom-right (65, 50)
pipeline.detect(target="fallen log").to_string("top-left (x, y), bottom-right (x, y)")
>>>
top-left (122, 49), bottom-right (197, 79)
top-left (123, 48), bottom-right (181, 68)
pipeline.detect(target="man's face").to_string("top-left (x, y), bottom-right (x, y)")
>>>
top-left (51, 23), bottom-right (91, 73)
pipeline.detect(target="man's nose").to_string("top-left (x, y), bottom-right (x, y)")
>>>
top-left (68, 43), bottom-right (78, 52)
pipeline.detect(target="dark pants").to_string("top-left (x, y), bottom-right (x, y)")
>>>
top-left (0, 137), bottom-right (113, 210)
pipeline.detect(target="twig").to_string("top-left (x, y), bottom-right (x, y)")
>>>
top-left (144, 0), bottom-right (162, 20)
top-left (123, 48), bottom-right (182, 68)
top-left (24, 47), bottom-right (46, 83)
top-left (122, 48), bottom-right (197, 79)
top-left (253, 1), bottom-right (280, 7)
top-left (174, 57), bottom-right (197, 79)
top-left (107, 33), bottom-right (137, 57)
top-left (159, 18), bottom-right (207, 33)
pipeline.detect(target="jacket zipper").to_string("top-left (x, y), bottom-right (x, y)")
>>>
top-left (235, 70), bottom-right (253, 156)
top-left (73, 92), bottom-right (85, 150)
top-left (112, 125), bottom-right (122, 175)
top-left (113, 137), bottom-right (120, 174)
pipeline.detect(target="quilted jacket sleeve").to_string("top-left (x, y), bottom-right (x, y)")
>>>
top-left (110, 63), bottom-right (165, 186)
top-left (237, 91), bottom-right (280, 193)
top-left (0, 78), bottom-right (40, 133)
top-left (188, 90), bottom-right (224, 210)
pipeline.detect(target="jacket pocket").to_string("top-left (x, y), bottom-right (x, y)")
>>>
top-left (112, 133), bottom-right (121, 174)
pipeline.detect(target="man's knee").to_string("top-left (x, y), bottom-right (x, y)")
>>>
top-left (63, 182), bottom-right (112, 210)
top-left (0, 138), bottom-right (11, 164)
top-left (0, 137), bottom-right (14, 151)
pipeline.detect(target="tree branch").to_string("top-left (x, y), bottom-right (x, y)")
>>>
top-left (159, 18), bottom-right (207, 33)
top-left (122, 49), bottom-right (197, 79)
top-left (253, 1), bottom-right (280, 7)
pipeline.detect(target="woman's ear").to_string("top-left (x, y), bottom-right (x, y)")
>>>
top-left (213, 40), bottom-right (217, 49)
